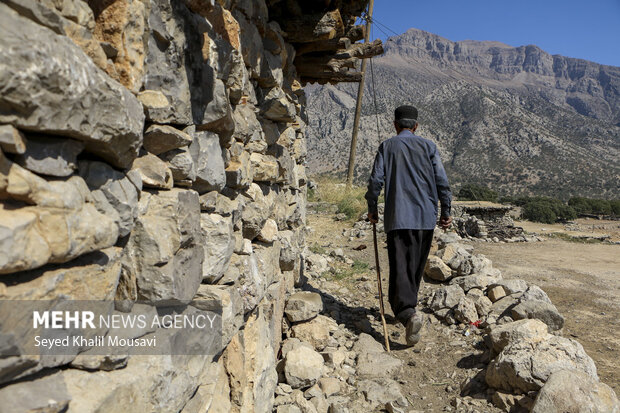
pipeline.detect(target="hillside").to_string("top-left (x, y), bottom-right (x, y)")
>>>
top-left (305, 28), bottom-right (620, 198)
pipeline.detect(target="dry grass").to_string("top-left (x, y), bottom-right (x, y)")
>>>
top-left (308, 176), bottom-right (380, 220)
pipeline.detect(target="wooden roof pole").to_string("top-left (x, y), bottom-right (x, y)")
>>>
top-left (346, 0), bottom-right (374, 188)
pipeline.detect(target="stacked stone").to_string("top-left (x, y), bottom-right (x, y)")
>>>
top-left (424, 232), bottom-right (619, 412)
top-left (0, 1), bottom-right (309, 411)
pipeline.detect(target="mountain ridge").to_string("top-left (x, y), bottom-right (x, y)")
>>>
top-left (304, 28), bottom-right (620, 198)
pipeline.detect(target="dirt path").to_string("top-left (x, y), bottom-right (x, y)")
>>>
top-left (307, 212), bottom-right (503, 412)
top-left (306, 210), bottom-right (620, 411)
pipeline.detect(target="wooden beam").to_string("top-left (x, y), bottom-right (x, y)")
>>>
top-left (300, 71), bottom-right (363, 83)
top-left (294, 37), bottom-right (351, 55)
top-left (295, 56), bottom-right (358, 73)
top-left (279, 10), bottom-right (344, 43)
top-left (333, 39), bottom-right (383, 59)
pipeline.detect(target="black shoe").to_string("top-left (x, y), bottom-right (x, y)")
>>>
top-left (405, 312), bottom-right (423, 346)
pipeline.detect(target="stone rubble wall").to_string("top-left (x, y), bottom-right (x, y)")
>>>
top-left (0, 1), bottom-right (308, 411)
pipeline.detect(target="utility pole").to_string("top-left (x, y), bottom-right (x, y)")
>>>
top-left (346, 0), bottom-right (374, 188)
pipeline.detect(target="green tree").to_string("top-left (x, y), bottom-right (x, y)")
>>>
top-left (457, 184), bottom-right (498, 202)
top-left (522, 201), bottom-right (557, 224)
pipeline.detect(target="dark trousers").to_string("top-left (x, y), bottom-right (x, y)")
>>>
top-left (386, 229), bottom-right (434, 324)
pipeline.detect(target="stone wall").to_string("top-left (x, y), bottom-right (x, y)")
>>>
top-left (0, 1), bottom-right (314, 411)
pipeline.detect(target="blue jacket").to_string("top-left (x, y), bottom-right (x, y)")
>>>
top-left (365, 130), bottom-right (452, 232)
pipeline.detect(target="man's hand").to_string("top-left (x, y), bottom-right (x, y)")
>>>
top-left (368, 212), bottom-right (379, 224)
top-left (439, 215), bottom-right (452, 229)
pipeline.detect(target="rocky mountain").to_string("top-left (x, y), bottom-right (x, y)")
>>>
top-left (305, 28), bottom-right (620, 198)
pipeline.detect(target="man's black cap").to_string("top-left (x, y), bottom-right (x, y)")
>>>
top-left (394, 105), bottom-right (418, 121)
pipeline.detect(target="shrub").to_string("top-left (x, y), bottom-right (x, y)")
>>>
top-left (568, 197), bottom-right (614, 216)
top-left (522, 201), bottom-right (557, 224)
top-left (457, 184), bottom-right (498, 202)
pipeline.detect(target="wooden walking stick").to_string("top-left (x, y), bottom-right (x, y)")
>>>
top-left (372, 222), bottom-right (391, 352)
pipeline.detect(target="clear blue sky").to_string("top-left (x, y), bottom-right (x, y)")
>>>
top-left (370, 0), bottom-right (620, 67)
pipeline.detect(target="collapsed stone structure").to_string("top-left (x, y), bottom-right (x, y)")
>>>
top-left (452, 203), bottom-right (536, 242)
top-left (0, 0), bottom-right (381, 411)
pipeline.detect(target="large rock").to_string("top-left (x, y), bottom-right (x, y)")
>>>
top-left (14, 135), bottom-right (84, 177)
top-left (511, 300), bottom-right (565, 331)
top-left (519, 285), bottom-right (552, 304)
top-left (200, 213), bottom-right (235, 284)
top-left (90, 0), bottom-right (149, 93)
top-left (259, 87), bottom-right (297, 122)
top-left (188, 129), bottom-right (226, 193)
top-left (79, 161), bottom-right (141, 238)
top-left (450, 274), bottom-right (496, 292)
top-left (424, 255), bottom-right (452, 281)
top-left (0, 155), bottom-right (119, 274)
top-left (59, 355), bottom-right (214, 413)
top-left (486, 319), bottom-right (549, 354)
top-left (436, 243), bottom-right (471, 270)
top-left (194, 284), bottom-right (243, 345)
top-left (0, 248), bottom-right (122, 384)
top-left (0, 5), bottom-right (144, 168)
top-left (125, 189), bottom-right (204, 301)
top-left (0, 370), bottom-right (70, 413)
top-left (486, 335), bottom-right (598, 393)
top-left (290, 315), bottom-right (336, 352)
top-left (250, 152), bottom-right (279, 183)
top-left (356, 351), bottom-right (403, 379)
top-left (430, 284), bottom-right (466, 311)
top-left (531, 369), bottom-right (620, 413)
top-left (284, 345), bottom-right (324, 389)
top-left (358, 379), bottom-right (408, 408)
top-left (490, 279), bottom-right (528, 295)
top-left (144, 0), bottom-right (232, 130)
top-left (241, 183), bottom-right (275, 240)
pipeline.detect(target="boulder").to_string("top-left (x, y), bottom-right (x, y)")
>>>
top-left (0, 5), bottom-right (144, 168)
top-left (259, 87), bottom-right (297, 122)
top-left (318, 378), bottom-right (341, 398)
top-left (454, 296), bottom-right (479, 324)
top-left (285, 292), bottom-right (323, 323)
top-left (436, 243), bottom-right (471, 270)
top-left (305, 253), bottom-right (329, 275)
top-left (436, 231), bottom-right (461, 248)
top-left (188, 129), bottom-right (226, 194)
top-left (519, 285), bottom-right (552, 304)
top-left (250, 152), bottom-right (279, 183)
top-left (511, 300), bottom-right (565, 331)
top-left (490, 279), bottom-right (528, 295)
top-left (450, 274), bottom-right (495, 292)
top-left (424, 255), bottom-right (452, 281)
top-left (489, 295), bottom-right (519, 319)
top-left (486, 335), bottom-right (598, 393)
top-left (358, 379), bottom-right (408, 408)
top-left (531, 369), bottom-right (620, 413)
top-left (291, 315), bottom-right (335, 351)
top-left (125, 189), bottom-right (204, 301)
top-left (430, 284), bottom-right (466, 311)
top-left (487, 319), bottom-right (549, 354)
top-left (143, 124), bottom-right (193, 155)
top-left (1, 157), bottom-right (119, 274)
top-left (241, 183), bottom-right (275, 240)
top-left (285, 345), bottom-right (324, 389)
top-left (159, 147), bottom-right (196, 182)
top-left (0, 370), bottom-right (70, 413)
top-left (200, 213), bottom-right (235, 284)
top-left (472, 295), bottom-right (493, 317)
top-left (131, 152), bottom-right (174, 189)
top-left (225, 150), bottom-right (253, 189)
top-left (79, 161), bottom-right (141, 238)
top-left (14, 135), bottom-right (83, 177)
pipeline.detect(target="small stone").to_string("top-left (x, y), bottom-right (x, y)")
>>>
top-left (425, 255), bottom-right (453, 281)
top-left (284, 345), bottom-right (325, 389)
top-left (285, 291), bottom-right (323, 323)
top-left (257, 218), bottom-right (278, 243)
top-left (487, 286), bottom-right (506, 302)
top-left (131, 152), bottom-right (173, 189)
top-left (0, 124), bottom-right (26, 154)
top-left (143, 124), bottom-right (192, 155)
top-left (319, 377), bottom-right (341, 397)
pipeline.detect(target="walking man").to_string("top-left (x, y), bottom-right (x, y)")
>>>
top-left (365, 105), bottom-right (452, 346)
